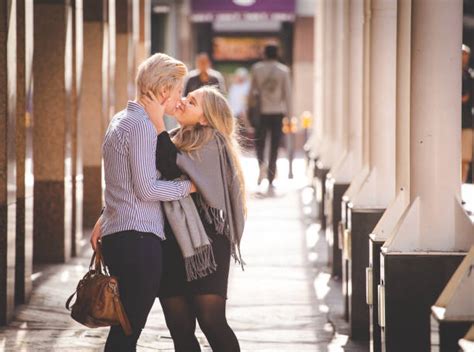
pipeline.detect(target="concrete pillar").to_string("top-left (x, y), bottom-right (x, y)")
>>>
top-left (293, 17), bottom-right (314, 119)
top-left (313, 0), bottom-right (336, 232)
top-left (82, 0), bottom-right (110, 228)
top-left (328, 0), bottom-right (363, 183)
top-left (318, 0), bottom-right (337, 169)
top-left (135, 0), bottom-right (150, 66)
top-left (366, 0), bottom-right (411, 350)
top-left (0, 0), bottom-right (17, 325)
top-left (341, 0), bottom-right (398, 340)
top-left (324, 0), bottom-right (352, 278)
top-left (108, 0), bottom-right (116, 120)
top-left (309, 0), bottom-right (325, 159)
top-left (14, 0), bottom-right (34, 306)
top-left (115, 0), bottom-right (136, 112)
top-left (380, 1), bottom-right (473, 350)
top-left (384, 0), bottom-right (473, 252)
top-left (341, 0), bottom-right (372, 211)
top-left (338, 0), bottom-right (367, 322)
top-left (71, 0), bottom-right (83, 256)
top-left (351, 0), bottom-right (397, 208)
top-left (33, 0), bottom-right (74, 263)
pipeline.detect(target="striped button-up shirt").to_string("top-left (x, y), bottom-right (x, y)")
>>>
top-left (100, 101), bottom-right (191, 239)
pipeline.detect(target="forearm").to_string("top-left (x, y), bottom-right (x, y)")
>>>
top-left (137, 178), bottom-right (191, 202)
top-left (156, 131), bottom-right (182, 180)
top-left (130, 120), bottom-right (191, 202)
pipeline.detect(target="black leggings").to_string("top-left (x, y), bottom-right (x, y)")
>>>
top-left (160, 294), bottom-right (240, 352)
top-left (255, 114), bottom-right (284, 184)
top-left (101, 231), bottom-right (163, 352)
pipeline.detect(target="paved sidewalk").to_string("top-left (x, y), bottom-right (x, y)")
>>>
top-left (0, 157), bottom-right (367, 351)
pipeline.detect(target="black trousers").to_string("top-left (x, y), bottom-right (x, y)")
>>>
top-left (255, 114), bottom-right (284, 184)
top-left (101, 231), bottom-right (162, 352)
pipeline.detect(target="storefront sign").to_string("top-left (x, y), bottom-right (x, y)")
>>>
top-left (191, 0), bottom-right (296, 22)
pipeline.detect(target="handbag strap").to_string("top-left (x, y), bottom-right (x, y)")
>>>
top-left (65, 291), bottom-right (76, 311)
top-left (113, 294), bottom-right (133, 336)
top-left (89, 244), bottom-right (110, 275)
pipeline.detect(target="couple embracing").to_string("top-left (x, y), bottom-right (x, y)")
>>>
top-left (89, 53), bottom-right (246, 352)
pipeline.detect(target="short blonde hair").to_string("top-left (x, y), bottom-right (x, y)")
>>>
top-left (135, 53), bottom-right (187, 98)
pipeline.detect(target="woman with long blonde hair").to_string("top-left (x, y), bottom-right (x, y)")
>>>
top-left (141, 85), bottom-right (246, 352)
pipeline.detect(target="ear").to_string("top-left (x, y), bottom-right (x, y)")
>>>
top-left (158, 87), bottom-right (169, 100)
top-left (199, 116), bottom-right (208, 126)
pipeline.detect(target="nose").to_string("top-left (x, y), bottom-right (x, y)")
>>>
top-left (176, 98), bottom-right (185, 110)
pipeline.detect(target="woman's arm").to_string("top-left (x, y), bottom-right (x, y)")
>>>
top-left (156, 131), bottom-right (183, 180)
top-left (140, 90), bottom-right (184, 180)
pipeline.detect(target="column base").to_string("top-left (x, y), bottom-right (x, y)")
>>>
top-left (380, 252), bottom-right (465, 352)
top-left (346, 207), bottom-right (384, 340)
top-left (314, 165), bottom-right (329, 230)
top-left (326, 181), bottom-right (349, 278)
top-left (431, 313), bottom-right (471, 352)
top-left (368, 235), bottom-right (385, 352)
top-left (33, 181), bottom-right (70, 263)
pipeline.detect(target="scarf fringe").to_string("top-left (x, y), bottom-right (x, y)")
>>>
top-left (184, 244), bottom-right (218, 282)
top-left (196, 194), bottom-right (245, 270)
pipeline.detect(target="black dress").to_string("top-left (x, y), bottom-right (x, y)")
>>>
top-left (156, 132), bottom-right (231, 299)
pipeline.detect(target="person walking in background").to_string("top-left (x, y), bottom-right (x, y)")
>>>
top-left (462, 44), bottom-right (473, 183)
top-left (249, 44), bottom-right (292, 192)
top-left (228, 67), bottom-right (250, 120)
top-left (184, 52), bottom-right (226, 96)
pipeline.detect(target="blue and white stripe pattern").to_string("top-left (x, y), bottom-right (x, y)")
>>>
top-left (101, 101), bottom-right (191, 240)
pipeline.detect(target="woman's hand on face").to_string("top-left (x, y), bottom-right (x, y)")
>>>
top-left (140, 91), bottom-right (168, 134)
top-left (90, 217), bottom-right (102, 251)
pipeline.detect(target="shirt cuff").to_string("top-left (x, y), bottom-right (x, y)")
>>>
top-left (180, 180), bottom-right (192, 197)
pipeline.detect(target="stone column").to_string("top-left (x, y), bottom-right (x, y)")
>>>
top-left (115, 0), bottom-right (137, 112)
top-left (309, 0), bottom-right (325, 158)
top-left (324, 0), bottom-right (352, 278)
top-left (82, 0), bottom-right (109, 228)
top-left (71, 0), bottom-right (83, 256)
top-left (366, 0), bottom-right (411, 350)
top-left (351, 0), bottom-right (397, 208)
top-left (135, 0), bottom-right (150, 67)
top-left (107, 0), bottom-right (116, 120)
top-left (15, 0), bottom-right (34, 306)
top-left (343, 0), bottom-right (398, 340)
top-left (318, 0), bottom-right (337, 169)
top-left (381, 0), bottom-right (473, 350)
top-left (0, 0), bottom-right (17, 325)
top-left (313, 0), bottom-right (336, 231)
top-left (33, 0), bottom-right (74, 263)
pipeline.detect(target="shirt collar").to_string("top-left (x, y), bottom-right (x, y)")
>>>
top-left (127, 100), bottom-right (147, 115)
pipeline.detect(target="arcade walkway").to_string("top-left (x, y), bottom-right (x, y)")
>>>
top-left (0, 158), bottom-right (365, 351)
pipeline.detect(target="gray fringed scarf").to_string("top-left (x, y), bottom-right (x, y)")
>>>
top-left (163, 131), bottom-right (245, 281)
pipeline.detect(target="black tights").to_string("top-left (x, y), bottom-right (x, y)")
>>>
top-left (160, 294), bottom-right (240, 352)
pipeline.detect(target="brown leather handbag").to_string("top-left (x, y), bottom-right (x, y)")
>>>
top-left (65, 245), bottom-right (132, 335)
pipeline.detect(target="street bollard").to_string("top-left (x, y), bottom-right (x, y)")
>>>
top-left (301, 110), bottom-right (313, 143)
top-left (283, 117), bottom-right (298, 179)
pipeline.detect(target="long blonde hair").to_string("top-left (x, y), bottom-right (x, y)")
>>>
top-left (172, 86), bottom-right (247, 213)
